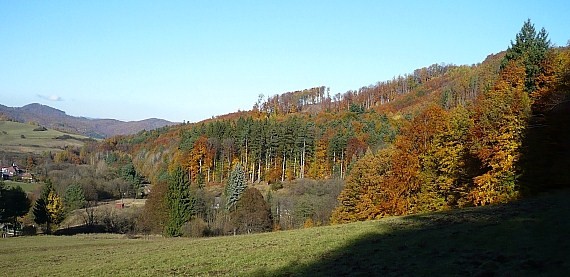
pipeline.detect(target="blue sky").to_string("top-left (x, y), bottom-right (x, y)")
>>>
top-left (1, 1), bottom-right (568, 122)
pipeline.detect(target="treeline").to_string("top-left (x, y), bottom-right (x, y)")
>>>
top-left (171, 113), bottom-right (396, 185)
top-left (254, 60), bottom-right (501, 116)
top-left (122, 47), bottom-right (508, 190)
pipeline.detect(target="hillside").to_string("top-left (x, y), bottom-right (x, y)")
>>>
top-left (0, 120), bottom-right (91, 154)
top-left (0, 103), bottom-right (175, 138)
top-left (102, 21), bottom-right (570, 237)
top-left (121, 51), bottom-right (506, 185)
top-left (1, 189), bottom-right (568, 276)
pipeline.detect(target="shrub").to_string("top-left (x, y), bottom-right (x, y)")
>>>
top-left (270, 182), bottom-right (283, 191)
top-left (33, 126), bottom-right (47, 131)
top-left (181, 218), bottom-right (209, 237)
top-left (98, 206), bottom-right (140, 234)
top-left (21, 225), bottom-right (37, 236)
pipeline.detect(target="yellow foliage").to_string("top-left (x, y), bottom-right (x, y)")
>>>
top-left (303, 218), bottom-right (314, 228)
top-left (46, 191), bottom-right (64, 224)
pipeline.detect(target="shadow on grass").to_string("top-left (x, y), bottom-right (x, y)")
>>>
top-left (53, 224), bottom-right (108, 236)
top-left (260, 191), bottom-right (570, 276)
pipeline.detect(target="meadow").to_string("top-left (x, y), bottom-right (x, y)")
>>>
top-left (0, 120), bottom-right (89, 154)
top-left (3, 180), bottom-right (42, 194)
top-left (1, 189), bottom-right (568, 276)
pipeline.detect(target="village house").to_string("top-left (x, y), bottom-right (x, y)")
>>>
top-left (1, 163), bottom-right (33, 182)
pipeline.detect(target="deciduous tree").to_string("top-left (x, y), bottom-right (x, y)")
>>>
top-left (230, 187), bottom-right (272, 234)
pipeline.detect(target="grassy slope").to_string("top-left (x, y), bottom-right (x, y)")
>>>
top-left (0, 120), bottom-right (88, 154)
top-left (4, 180), bottom-right (42, 194)
top-left (1, 190), bottom-right (569, 276)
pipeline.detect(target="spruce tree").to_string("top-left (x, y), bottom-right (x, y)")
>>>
top-left (64, 184), bottom-right (86, 213)
top-left (165, 166), bottom-right (194, 237)
top-left (32, 198), bottom-right (48, 226)
top-left (502, 19), bottom-right (551, 93)
top-left (225, 163), bottom-right (247, 211)
top-left (32, 180), bottom-right (63, 234)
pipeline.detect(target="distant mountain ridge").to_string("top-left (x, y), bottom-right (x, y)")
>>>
top-left (0, 103), bottom-right (175, 138)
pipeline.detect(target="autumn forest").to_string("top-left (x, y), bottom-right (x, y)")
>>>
top-left (3, 20), bottom-right (570, 239)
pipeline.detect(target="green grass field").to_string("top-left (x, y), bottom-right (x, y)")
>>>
top-left (4, 180), bottom-right (43, 194)
top-left (1, 190), bottom-right (569, 276)
top-left (0, 120), bottom-right (89, 154)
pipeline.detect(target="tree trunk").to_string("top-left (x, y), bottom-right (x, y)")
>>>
top-left (281, 152), bottom-right (286, 182)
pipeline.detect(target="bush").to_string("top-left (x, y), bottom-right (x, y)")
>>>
top-left (21, 225), bottom-right (37, 236)
top-left (270, 182), bottom-right (283, 191)
top-left (230, 187), bottom-right (272, 235)
top-left (98, 206), bottom-right (140, 234)
top-left (33, 126), bottom-right (47, 131)
top-left (181, 218), bottom-right (209, 237)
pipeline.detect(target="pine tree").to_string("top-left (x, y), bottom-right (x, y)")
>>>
top-left (225, 163), bottom-right (247, 211)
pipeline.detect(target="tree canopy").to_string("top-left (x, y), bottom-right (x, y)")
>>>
top-left (502, 19), bottom-right (551, 93)
top-left (0, 181), bottom-right (30, 225)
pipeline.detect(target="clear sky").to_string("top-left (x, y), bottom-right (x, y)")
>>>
top-left (1, 1), bottom-right (568, 122)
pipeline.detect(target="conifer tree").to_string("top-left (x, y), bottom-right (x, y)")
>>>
top-left (64, 184), bottom-right (86, 213)
top-left (502, 19), bottom-right (551, 93)
top-left (165, 166), bottom-right (194, 237)
top-left (32, 198), bottom-right (48, 227)
top-left (225, 163), bottom-right (247, 211)
top-left (32, 180), bottom-right (63, 234)
top-left (0, 181), bottom-right (30, 226)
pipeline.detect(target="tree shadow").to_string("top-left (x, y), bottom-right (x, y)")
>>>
top-left (259, 191), bottom-right (570, 276)
top-left (519, 96), bottom-right (570, 195)
top-left (53, 224), bottom-right (108, 236)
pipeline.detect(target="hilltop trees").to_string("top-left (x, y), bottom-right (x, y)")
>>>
top-left (502, 19), bottom-right (551, 93)
top-left (332, 20), bottom-right (563, 224)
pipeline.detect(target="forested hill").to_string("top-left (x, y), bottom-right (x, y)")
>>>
top-left (97, 20), bottom-right (566, 220)
top-left (61, 20), bottom-right (569, 236)
top-left (111, 50), bottom-right (508, 185)
top-left (0, 103), bottom-right (175, 138)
